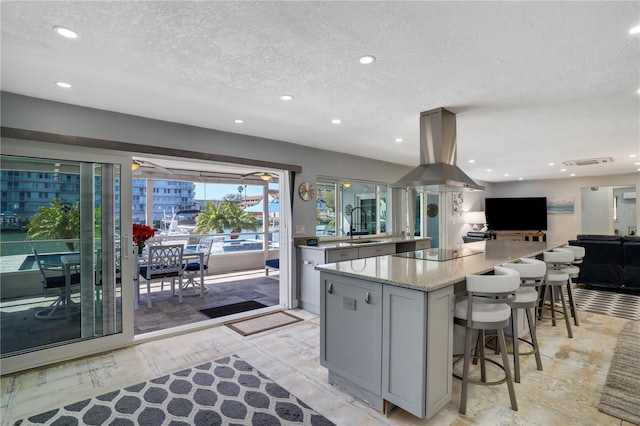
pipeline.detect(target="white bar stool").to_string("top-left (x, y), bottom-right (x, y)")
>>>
top-left (540, 250), bottom-right (574, 338)
top-left (556, 245), bottom-right (585, 326)
top-left (454, 266), bottom-right (520, 415)
top-left (501, 258), bottom-right (546, 383)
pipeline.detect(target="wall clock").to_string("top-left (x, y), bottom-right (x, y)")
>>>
top-left (427, 203), bottom-right (438, 217)
top-left (298, 182), bottom-right (315, 201)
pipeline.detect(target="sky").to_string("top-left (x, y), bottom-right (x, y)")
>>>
top-left (194, 183), bottom-right (276, 200)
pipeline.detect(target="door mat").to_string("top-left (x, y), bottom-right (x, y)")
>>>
top-left (198, 301), bottom-right (267, 319)
top-left (14, 354), bottom-right (335, 426)
top-left (226, 311), bottom-right (303, 336)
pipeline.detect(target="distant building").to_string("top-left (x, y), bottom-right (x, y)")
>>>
top-left (132, 179), bottom-right (196, 225)
top-left (0, 170), bottom-right (196, 229)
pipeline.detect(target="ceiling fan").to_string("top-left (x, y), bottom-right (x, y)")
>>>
top-left (240, 171), bottom-right (276, 181)
top-left (132, 159), bottom-right (174, 174)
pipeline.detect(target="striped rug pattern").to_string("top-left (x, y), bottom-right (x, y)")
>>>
top-left (572, 287), bottom-right (640, 321)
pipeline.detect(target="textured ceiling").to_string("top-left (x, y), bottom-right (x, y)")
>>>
top-left (1, 1), bottom-right (639, 182)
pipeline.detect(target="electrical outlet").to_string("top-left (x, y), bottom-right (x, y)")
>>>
top-left (295, 225), bottom-right (305, 234)
top-left (343, 297), bottom-right (356, 310)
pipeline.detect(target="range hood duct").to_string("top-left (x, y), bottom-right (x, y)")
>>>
top-left (391, 108), bottom-right (484, 192)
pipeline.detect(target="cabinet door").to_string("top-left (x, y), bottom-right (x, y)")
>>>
top-left (382, 285), bottom-right (427, 417)
top-left (326, 247), bottom-right (359, 263)
top-left (320, 274), bottom-right (382, 394)
top-left (382, 285), bottom-right (453, 419)
top-left (298, 248), bottom-right (326, 314)
top-left (425, 286), bottom-right (454, 418)
top-left (358, 243), bottom-right (396, 258)
top-left (414, 239), bottom-right (432, 250)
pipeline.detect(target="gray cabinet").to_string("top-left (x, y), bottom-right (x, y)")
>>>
top-left (320, 271), bottom-right (453, 419)
top-left (299, 240), bottom-right (430, 315)
top-left (299, 242), bottom-right (397, 314)
top-left (299, 249), bottom-right (326, 314)
top-left (320, 276), bottom-right (382, 397)
top-left (396, 238), bottom-right (431, 253)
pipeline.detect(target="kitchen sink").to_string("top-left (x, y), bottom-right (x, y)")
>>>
top-left (348, 240), bottom-right (382, 245)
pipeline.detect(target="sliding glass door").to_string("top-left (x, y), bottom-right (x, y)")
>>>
top-left (1, 140), bottom-right (132, 373)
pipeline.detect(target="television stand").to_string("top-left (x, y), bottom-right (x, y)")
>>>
top-left (489, 231), bottom-right (546, 242)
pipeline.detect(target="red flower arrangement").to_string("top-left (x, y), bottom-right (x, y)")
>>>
top-left (133, 223), bottom-right (157, 246)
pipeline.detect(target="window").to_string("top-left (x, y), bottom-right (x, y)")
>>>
top-left (316, 178), bottom-right (388, 237)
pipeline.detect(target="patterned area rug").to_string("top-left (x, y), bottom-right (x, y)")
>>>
top-left (15, 354), bottom-right (335, 426)
top-left (572, 287), bottom-right (640, 321)
top-left (598, 320), bottom-right (640, 425)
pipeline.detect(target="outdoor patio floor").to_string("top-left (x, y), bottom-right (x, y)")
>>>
top-left (0, 269), bottom-right (279, 355)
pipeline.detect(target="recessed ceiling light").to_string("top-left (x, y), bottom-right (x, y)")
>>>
top-left (635, 162), bottom-right (640, 165)
top-left (280, 95), bottom-right (293, 101)
top-left (359, 55), bottom-right (376, 64)
top-left (234, 119), bottom-right (243, 124)
top-left (504, 173), bottom-right (509, 177)
top-left (560, 168), bottom-right (567, 172)
top-left (570, 173), bottom-right (576, 177)
top-left (55, 81), bottom-right (71, 88)
top-left (331, 119), bottom-right (342, 125)
top-left (486, 169), bottom-right (492, 172)
top-left (53, 26), bottom-right (78, 39)
top-left (629, 24), bottom-right (640, 34)
top-left (629, 154), bottom-right (638, 158)
top-left (518, 177), bottom-right (524, 181)
top-left (547, 162), bottom-right (555, 166)
top-left (468, 159), bottom-right (475, 163)
top-left (395, 138), bottom-right (403, 143)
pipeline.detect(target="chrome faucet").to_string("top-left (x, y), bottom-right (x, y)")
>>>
top-left (349, 207), bottom-right (367, 240)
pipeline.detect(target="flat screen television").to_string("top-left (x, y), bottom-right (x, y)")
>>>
top-left (485, 197), bottom-right (548, 231)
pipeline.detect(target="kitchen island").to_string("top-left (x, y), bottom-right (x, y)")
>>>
top-left (296, 235), bottom-right (431, 314)
top-left (316, 239), bottom-right (564, 419)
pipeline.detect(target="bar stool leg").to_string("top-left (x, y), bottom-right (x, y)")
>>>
top-left (479, 329), bottom-right (487, 382)
top-left (566, 279), bottom-right (580, 326)
top-left (559, 285), bottom-right (573, 338)
top-left (511, 308), bottom-right (521, 383)
top-left (460, 325), bottom-right (474, 415)
top-left (549, 286), bottom-right (558, 326)
top-left (496, 328), bottom-right (518, 411)
top-left (526, 306), bottom-right (543, 371)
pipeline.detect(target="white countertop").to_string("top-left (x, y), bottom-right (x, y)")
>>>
top-left (316, 240), bottom-right (565, 292)
top-left (298, 235), bottom-right (431, 250)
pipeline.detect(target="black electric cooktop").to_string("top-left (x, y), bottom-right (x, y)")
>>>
top-left (393, 247), bottom-right (484, 262)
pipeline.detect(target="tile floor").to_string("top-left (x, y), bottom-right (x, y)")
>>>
top-left (1, 307), bottom-right (635, 425)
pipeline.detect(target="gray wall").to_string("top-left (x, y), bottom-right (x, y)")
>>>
top-left (3, 91), bottom-right (637, 248)
top-left (490, 175), bottom-right (640, 243)
top-left (0, 92), bottom-right (413, 239)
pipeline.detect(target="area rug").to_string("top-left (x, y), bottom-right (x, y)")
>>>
top-left (14, 354), bottom-right (335, 426)
top-left (199, 300), bottom-right (267, 319)
top-left (598, 320), bottom-right (640, 425)
top-left (226, 312), bottom-right (303, 336)
top-left (572, 287), bottom-right (640, 321)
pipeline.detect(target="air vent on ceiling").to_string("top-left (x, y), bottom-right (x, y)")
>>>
top-left (562, 157), bottom-right (613, 167)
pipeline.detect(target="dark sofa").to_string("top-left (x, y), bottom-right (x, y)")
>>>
top-left (568, 235), bottom-right (640, 290)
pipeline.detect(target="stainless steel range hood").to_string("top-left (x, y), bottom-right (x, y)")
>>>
top-left (391, 108), bottom-right (484, 192)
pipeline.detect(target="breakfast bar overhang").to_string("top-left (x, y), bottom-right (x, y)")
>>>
top-left (316, 240), bottom-right (565, 419)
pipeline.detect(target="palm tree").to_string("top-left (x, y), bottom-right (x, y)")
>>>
top-left (26, 199), bottom-right (101, 251)
top-left (194, 201), bottom-right (225, 234)
top-left (219, 202), bottom-right (260, 239)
